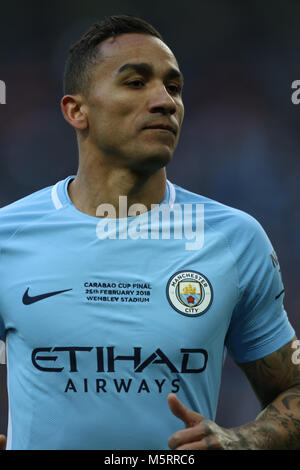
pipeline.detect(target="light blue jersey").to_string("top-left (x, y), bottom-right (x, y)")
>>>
top-left (0, 176), bottom-right (294, 450)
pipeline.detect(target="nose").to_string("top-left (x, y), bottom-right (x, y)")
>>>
top-left (148, 84), bottom-right (177, 115)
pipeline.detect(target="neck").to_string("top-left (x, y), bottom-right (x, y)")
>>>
top-left (68, 150), bottom-right (167, 218)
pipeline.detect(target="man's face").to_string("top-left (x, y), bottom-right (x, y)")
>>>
top-left (83, 33), bottom-right (184, 171)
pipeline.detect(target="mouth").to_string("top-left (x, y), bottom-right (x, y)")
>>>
top-left (143, 124), bottom-right (177, 136)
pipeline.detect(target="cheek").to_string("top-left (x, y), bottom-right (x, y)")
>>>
top-left (88, 101), bottom-right (140, 148)
top-left (89, 96), bottom-right (136, 130)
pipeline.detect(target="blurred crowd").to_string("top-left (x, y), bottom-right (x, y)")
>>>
top-left (0, 0), bottom-right (299, 433)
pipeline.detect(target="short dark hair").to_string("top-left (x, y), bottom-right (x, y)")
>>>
top-left (63, 14), bottom-right (163, 95)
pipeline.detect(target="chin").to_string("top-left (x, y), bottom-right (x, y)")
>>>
top-left (130, 151), bottom-right (173, 174)
top-left (129, 141), bottom-right (175, 171)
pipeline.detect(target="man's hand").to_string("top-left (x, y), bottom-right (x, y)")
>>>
top-left (167, 394), bottom-right (242, 450)
top-left (0, 434), bottom-right (6, 450)
top-left (167, 339), bottom-right (300, 450)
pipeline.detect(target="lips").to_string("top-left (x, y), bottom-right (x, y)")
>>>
top-left (143, 124), bottom-right (177, 135)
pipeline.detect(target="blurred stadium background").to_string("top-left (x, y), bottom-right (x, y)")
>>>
top-left (0, 0), bottom-right (299, 437)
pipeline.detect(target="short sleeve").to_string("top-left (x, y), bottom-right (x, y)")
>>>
top-left (225, 216), bottom-right (295, 363)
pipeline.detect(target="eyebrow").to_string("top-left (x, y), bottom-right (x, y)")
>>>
top-left (117, 62), bottom-right (184, 83)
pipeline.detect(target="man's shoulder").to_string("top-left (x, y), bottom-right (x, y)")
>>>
top-left (173, 182), bottom-right (270, 250)
top-left (174, 183), bottom-right (274, 270)
top-left (0, 182), bottom-right (59, 244)
top-left (173, 182), bottom-right (259, 229)
top-left (0, 184), bottom-right (55, 216)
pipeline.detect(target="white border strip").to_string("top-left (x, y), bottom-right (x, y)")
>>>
top-left (167, 180), bottom-right (176, 209)
top-left (0, 340), bottom-right (5, 364)
top-left (51, 182), bottom-right (63, 210)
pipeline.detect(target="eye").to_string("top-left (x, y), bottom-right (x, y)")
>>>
top-left (126, 79), bottom-right (145, 89)
top-left (167, 83), bottom-right (182, 95)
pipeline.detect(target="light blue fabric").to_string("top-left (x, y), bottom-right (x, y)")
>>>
top-left (0, 176), bottom-right (294, 449)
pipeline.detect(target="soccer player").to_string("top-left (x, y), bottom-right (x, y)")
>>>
top-left (0, 14), bottom-right (299, 450)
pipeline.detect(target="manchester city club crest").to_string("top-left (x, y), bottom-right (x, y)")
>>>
top-left (166, 270), bottom-right (213, 317)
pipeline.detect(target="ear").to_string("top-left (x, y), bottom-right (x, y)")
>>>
top-left (60, 95), bottom-right (88, 131)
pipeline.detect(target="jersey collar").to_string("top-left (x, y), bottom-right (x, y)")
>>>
top-left (51, 176), bottom-right (176, 212)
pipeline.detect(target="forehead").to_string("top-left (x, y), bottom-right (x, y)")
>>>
top-left (95, 33), bottom-right (180, 75)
